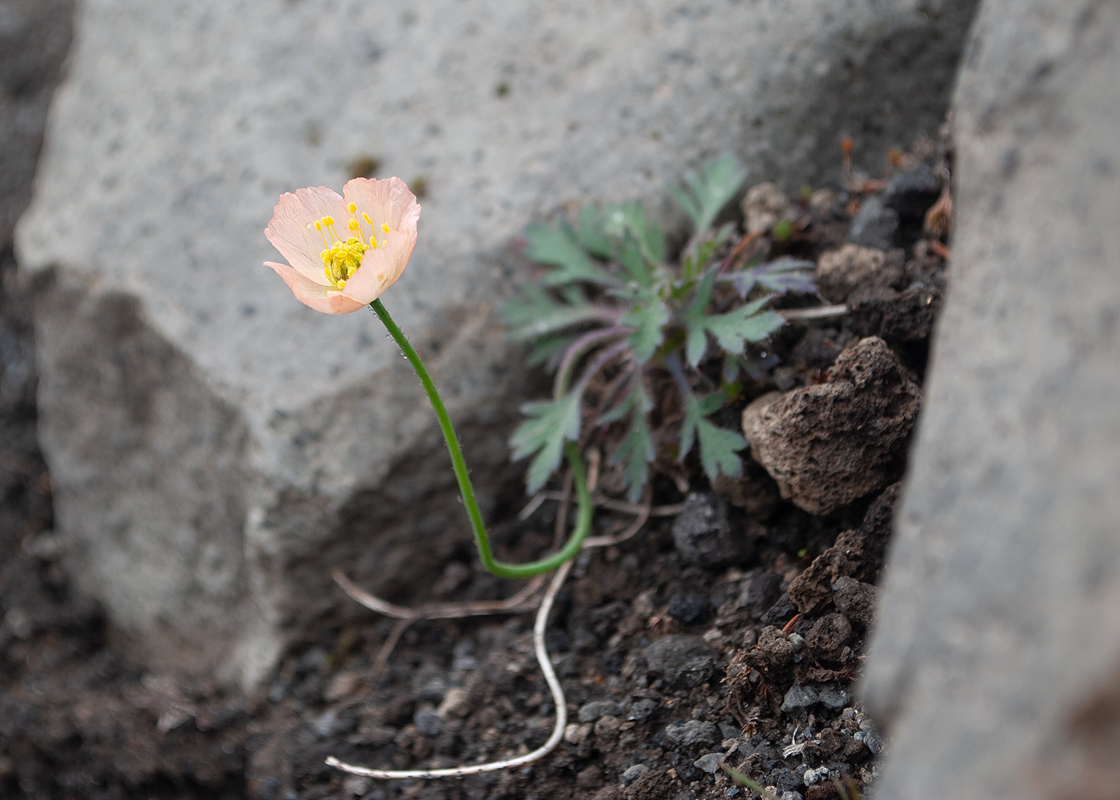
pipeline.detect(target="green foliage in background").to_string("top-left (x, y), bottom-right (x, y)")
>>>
top-left (502, 153), bottom-right (816, 500)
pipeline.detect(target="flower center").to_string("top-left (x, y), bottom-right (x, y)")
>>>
top-left (316, 204), bottom-right (390, 289)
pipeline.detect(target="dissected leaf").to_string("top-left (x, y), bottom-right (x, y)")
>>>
top-left (509, 392), bottom-right (582, 493)
top-left (500, 284), bottom-right (610, 342)
top-left (732, 257), bottom-right (817, 297)
top-left (576, 204), bottom-right (614, 259)
top-left (670, 152), bottom-right (748, 234)
top-left (680, 392), bottom-right (746, 482)
top-left (604, 201), bottom-right (664, 275)
top-left (601, 380), bottom-right (655, 502)
top-left (526, 333), bottom-right (574, 367)
top-left (621, 294), bottom-right (669, 363)
top-left (682, 285), bottom-right (785, 367)
top-left (523, 221), bottom-right (614, 286)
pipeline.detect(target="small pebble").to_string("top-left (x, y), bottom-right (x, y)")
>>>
top-left (627, 698), bottom-right (658, 721)
top-left (579, 700), bottom-right (623, 723)
top-left (414, 709), bottom-right (443, 737)
top-left (621, 764), bottom-right (650, 784)
top-left (663, 720), bottom-right (720, 748)
top-left (693, 753), bottom-right (724, 774)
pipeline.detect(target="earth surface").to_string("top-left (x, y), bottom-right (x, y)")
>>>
top-left (0, 5), bottom-right (952, 799)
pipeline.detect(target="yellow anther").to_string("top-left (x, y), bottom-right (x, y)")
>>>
top-left (314, 221), bottom-right (322, 231)
top-left (363, 213), bottom-right (373, 226)
top-left (381, 223), bottom-right (390, 233)
top-left (348, 219), bottom-right (360, 231)
top-left (348, 202), bottom-right (357, 214)
top-left (322, 216), bottom-right (335, 227)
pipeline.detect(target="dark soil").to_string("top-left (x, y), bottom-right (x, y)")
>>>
top-left (0, 6), bottom-right (953, 799)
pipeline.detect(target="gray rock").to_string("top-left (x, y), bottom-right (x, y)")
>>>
top-left (627, 698), bottom-right (658, 722)
top-left (578, 699), bottom-right (622, 724)
top-left (663, 720), bottom-right (720, 749)
top-left (861, 2), bottom-right (1120, 799)
top-left (413, 709), bottom-right (443, 737)
top-left (781, 682), bottom-right (850, 712)
top-left (848, 195), bottom-right (900, 250)
top-left (883, 164), bottom-right (942, 221)
top-left (621, 764), bottom-right (650, 784)
top-left (644, 635), bottom-right (717, 688)
top-left (15, 0), bottom-right (980, 687)
top-left (693, 753), bottom-right (724, 774)
top-left (671, 493), bottom-right (753, 569)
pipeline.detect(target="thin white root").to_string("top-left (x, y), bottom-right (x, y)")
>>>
top-left (326, 559), bottom-right (573, 779)
top-left (332, 569), bottom-right (546, 621)
top-left (778, 304), bottom-right (848, 321)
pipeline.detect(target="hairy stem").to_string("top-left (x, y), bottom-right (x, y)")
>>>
top-left (370, 299), bottom-right (592, 579)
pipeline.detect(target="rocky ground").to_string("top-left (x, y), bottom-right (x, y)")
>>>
top-left (0, 4), bottom-right (953, 798)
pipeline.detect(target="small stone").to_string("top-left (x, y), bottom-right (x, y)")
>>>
top-left (564, 722), bottom-right (593, 745)
top-left (663, 720), bottom-right (721, 748)
top-left (594, 715), bottom-right (622, 739)
top-left (437, 686), bottom-right (471, 718)
top-left (621, 764), bottom-right (651, 784)
top-left (781, 682), bottom-right (851, 712)
top-left (803, 766), bottom-right (831, 786)
top-left (627, 698), bottom-right (658, 721)
top-left (414, 709), bottom-right (443, 737)
top-left (741, 338), bottom-right (921, 516)
top-left (644, 635), bottom-right (717, 688)
top-left (788, 632), bottom-right (806, 652)
top-left (805, 613), bottom-right (853, 661)
top-left (848, 195), bottom-right (899, 250)
top-left (755, 626), bottom-right (795, 669)
top-left (671, 493), bottom-right (753, 569)
top-left (693, 753), bottom-right (724, 774)
top-left (816, 243), bottom-right (903, 304)
top-left (742, 182), bottom-right (792, 235)
top-left (832, 576), bottom-right (878, 629)
top-left (576, 765), bottom-right (603, 788)
top-left (667, 593), bottom-right (710, 625)
top-left (579, 700), bottom-right (623, 723)
top-left (736, 572), bottom-right (783, 619)
top-left (781, 793), bottom-right (806, 800)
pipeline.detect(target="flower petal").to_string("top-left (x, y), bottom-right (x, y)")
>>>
top-left (265, 186), bottom-right (349, 283)
top-left (343, 177), bottom-right (421, 234)
top-left (265, 261), bottom-right (366, 314)
top-left (341, 229), bottom-right (417, 304)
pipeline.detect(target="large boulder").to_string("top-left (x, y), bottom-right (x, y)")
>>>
top-left (862, 2), bottom-right (1120, 798)
top-left (16, 0), bottom-right (978, 688)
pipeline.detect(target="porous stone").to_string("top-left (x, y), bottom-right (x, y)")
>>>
top-left (16, 0), bottom-right (979, 688)
top-left (663, 720), bottom-right (720, 749)
top-left (862, 2), bottom-right (1120, 799)
top-left (742, 338), bottom-right (921, 515)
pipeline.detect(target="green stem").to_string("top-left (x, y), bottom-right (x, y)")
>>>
top-left (370, 299), bottom-right (593, 579)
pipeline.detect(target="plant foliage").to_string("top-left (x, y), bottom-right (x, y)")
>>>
top-left (501, 152), bottom-right (816, 500)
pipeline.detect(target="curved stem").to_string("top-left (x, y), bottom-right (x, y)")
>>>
top-left (370, 299), bottom-right (592, 579)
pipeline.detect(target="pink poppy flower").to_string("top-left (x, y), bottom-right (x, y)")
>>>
top-left (264, 177), bottom-right (421, 314)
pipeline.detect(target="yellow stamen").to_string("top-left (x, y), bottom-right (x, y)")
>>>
top-left (347, 203), bottom-right (357, 214)
top-left (381, 223), bottom-right (390, 234)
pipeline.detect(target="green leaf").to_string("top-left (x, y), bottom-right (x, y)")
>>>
top-left (523, 221), bottom-right (614, 286)
top-left (670, 152), bottom-right (748, 233)
top-left (576, 204), bottom-right (614, 259)
top-left (621, 295), bottom-right (668, 363)
top-left (604, 201), bottom-right (664, 275)
top-left (601, 380), bottom-right (655, 502)
top-left (704, 306), bottom-right (785, 355)
top-left (500, 284), bottom-right (609, 342)
top-left (680, 393), bottom-right (746, 482)
top-left (509, 392), bottom-right (582, 494)
top-left (681, 282), bottom-right (785, 367)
